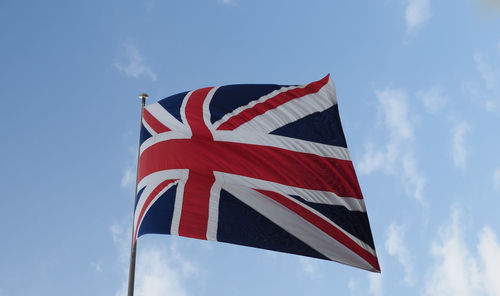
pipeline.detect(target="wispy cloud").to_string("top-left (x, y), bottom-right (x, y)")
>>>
top-left (218, 0), bottom-right (236, 5)
top-left (110, 221), bottom-right (131, 264)
top-left (358, 88), bottom-right (425, 201)
top-left (299, 257), bottom-right (322, 280)
top-left (416, 87), bottom-right (448, 114)
top-left (377, 88), bottom-right (414, 142)
top-left (451, 121), bottom-right (471, 169)
top-left (476, 53), bottom-right (500, 111)
top-left (90, 261), bottom-right (103, 273)
top-left (121, 145), bottom-right (139, 189)
top-left (385, 223), bottom-right (414, 285)
top-left (477, 227), bottom-right (500, 295)
top-left (417, 87), bottom-right (473, 172)
top-left (464, 52), bottom-right (500, 112)
top-left (474, 53), bottom-right (498, 90)
top-left (401, 154), bottom-right (425, 201)
top-left (368, 273), bottom-right (383, 296)
top-left (347, 279), bottom-right (361, 296)
top-left (134, 245), bottom-right (196, 296)
top-left (423, 208), bottom-right (500, 296)
top-left (493, 167), bottom-right (500, 192)
top-left (405, 0), bottom-right (431, 33)
top-left (121, 166), bottom-right (135, 189)
top-left (114, 43), bottom-right (157, 81)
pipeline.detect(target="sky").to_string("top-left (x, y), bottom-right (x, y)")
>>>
top-left (1, 0), bottom-right (500, 295)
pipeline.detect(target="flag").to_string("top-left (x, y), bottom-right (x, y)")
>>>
top-left (133, 75), bottom-right (380, 272)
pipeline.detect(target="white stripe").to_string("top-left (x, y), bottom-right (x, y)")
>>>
top-left (218, 172), bottom-right (366, 212)
top-left (180, 91), bottom-right (193, 138)
top-left (145, 103), bottom-right (186, 132)
top-left (134, 169), bottom-right (188, 236)
top-left (213, 84), bottom-right (303, 130)
top-left (206, 174), bottom-right (223, 241)
top-left (276, 191), bottom-right (375, 256)
top-left (223, 184), bottom-right (375, 271)
top-left (170, 174), bottom-right (188, 236)
top-left (140, 128), bottom-right (350, 160)
top-left (213, 130), bottom-right (351, 161)
top-left (139, 131), bottom-right (191, 155)
top-left (234, 78), bottom-right (337, 133)
top-left (134, 181), bottom-right (178, 239)
top-left (203, 87), bottom-right (219, 133)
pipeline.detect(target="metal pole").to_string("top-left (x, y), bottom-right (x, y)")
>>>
top-left (127, 93), bottom-right (148, 296)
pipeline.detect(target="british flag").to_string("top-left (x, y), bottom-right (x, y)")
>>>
top-left (133, 75), bottom-right (380, 272)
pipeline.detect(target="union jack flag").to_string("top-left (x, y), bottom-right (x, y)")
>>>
top-left (133, 75), bottom-right (380, 272)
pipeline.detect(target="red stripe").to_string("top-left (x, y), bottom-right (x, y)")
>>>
top-left (185, 87), bottom-right (214, 139)
top-left (217, 74), bottom-right (330, 131)
top-left (143, 108), bottom-right (171, 134)
top-left (256, 189), bottom-right (380, 271)
top-left (134, 179), bottom-right (177, 243)
top-left (139, 139), bottom-right (363, 199)
top-left (176, 87), bottom-right (216, 239)
top-left (178, 171), bottom-right (215, 239)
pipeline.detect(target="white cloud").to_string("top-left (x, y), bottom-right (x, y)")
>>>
top-left (110, 221), bottom-right (131, 264)
top-left (218, 0), bottom-right (236, 5)
top-left (377, 88), bottom-right (414, 142)
top-left (112, 220), bottom-right (198, 296)
top-left (416, 87), bottom-right (448, 114)
top-left (357, 142), bottom-right (387, 175)
top-left (462, 80), bottom-right (485, 102)
top-left (133, 245), bottom-right (196, 296)
top-left (451, 121), bottom-right (471, 169)
top-left (368, 273), bottom-right (383, 296)
top-left (477, 227), bottom-right (500, 296)
top-left (114, 43), bottom-right (157, 81)
top-left (121, 166), bottom-right (135, 188)
top-left (299, 257), bottom-right (322, 280)
top-left (402, 154), bottom-right (425, 201)
top-left (466, 52), bottom-right (500, 112)
top-left (423, 208), bottom-right (500, 296)
top-left (358, 88), bottom-right (425, 201)
top-left (493, 167), bottom-right (500, 192)
top-left (115, 247), bottom-right (192, 296)
top-left (385, 223), bottom-right (414, 285)
top-left (474, 53), bottom-right (498, 90)
top-left (405, 0), bottom-right (431, 33)
top-left (347, 279), bottom-right (361, 296)
top-left (475, 53), bottom-right (500, 111)
top-left (424, 209), bottom-right (479, 296)
top-left (91, 261), bottom-right (103, 272)
top-left (485, 100), bottom-right (496, 112)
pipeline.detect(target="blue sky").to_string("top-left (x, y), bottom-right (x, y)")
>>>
top-left (1, 0), bottom-right (500, 295)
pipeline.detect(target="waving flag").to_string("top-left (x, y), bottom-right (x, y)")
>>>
top-left (133, 75), bottom-right (380, 272)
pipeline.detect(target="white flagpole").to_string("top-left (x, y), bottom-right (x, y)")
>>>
top-left (127, 93), bottom-right (148, 296)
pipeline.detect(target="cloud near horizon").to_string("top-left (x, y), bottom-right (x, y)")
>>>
top-left (423, 208), bottom-right (500, 296)
top-left (112, 220), bottom-right (198, 296)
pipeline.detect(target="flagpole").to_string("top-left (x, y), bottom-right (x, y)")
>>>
top-left (127, 93), bottom-right (148, 296)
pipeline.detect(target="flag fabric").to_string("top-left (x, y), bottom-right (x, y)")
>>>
top-left (133, 75), bottom-right (380, 272)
